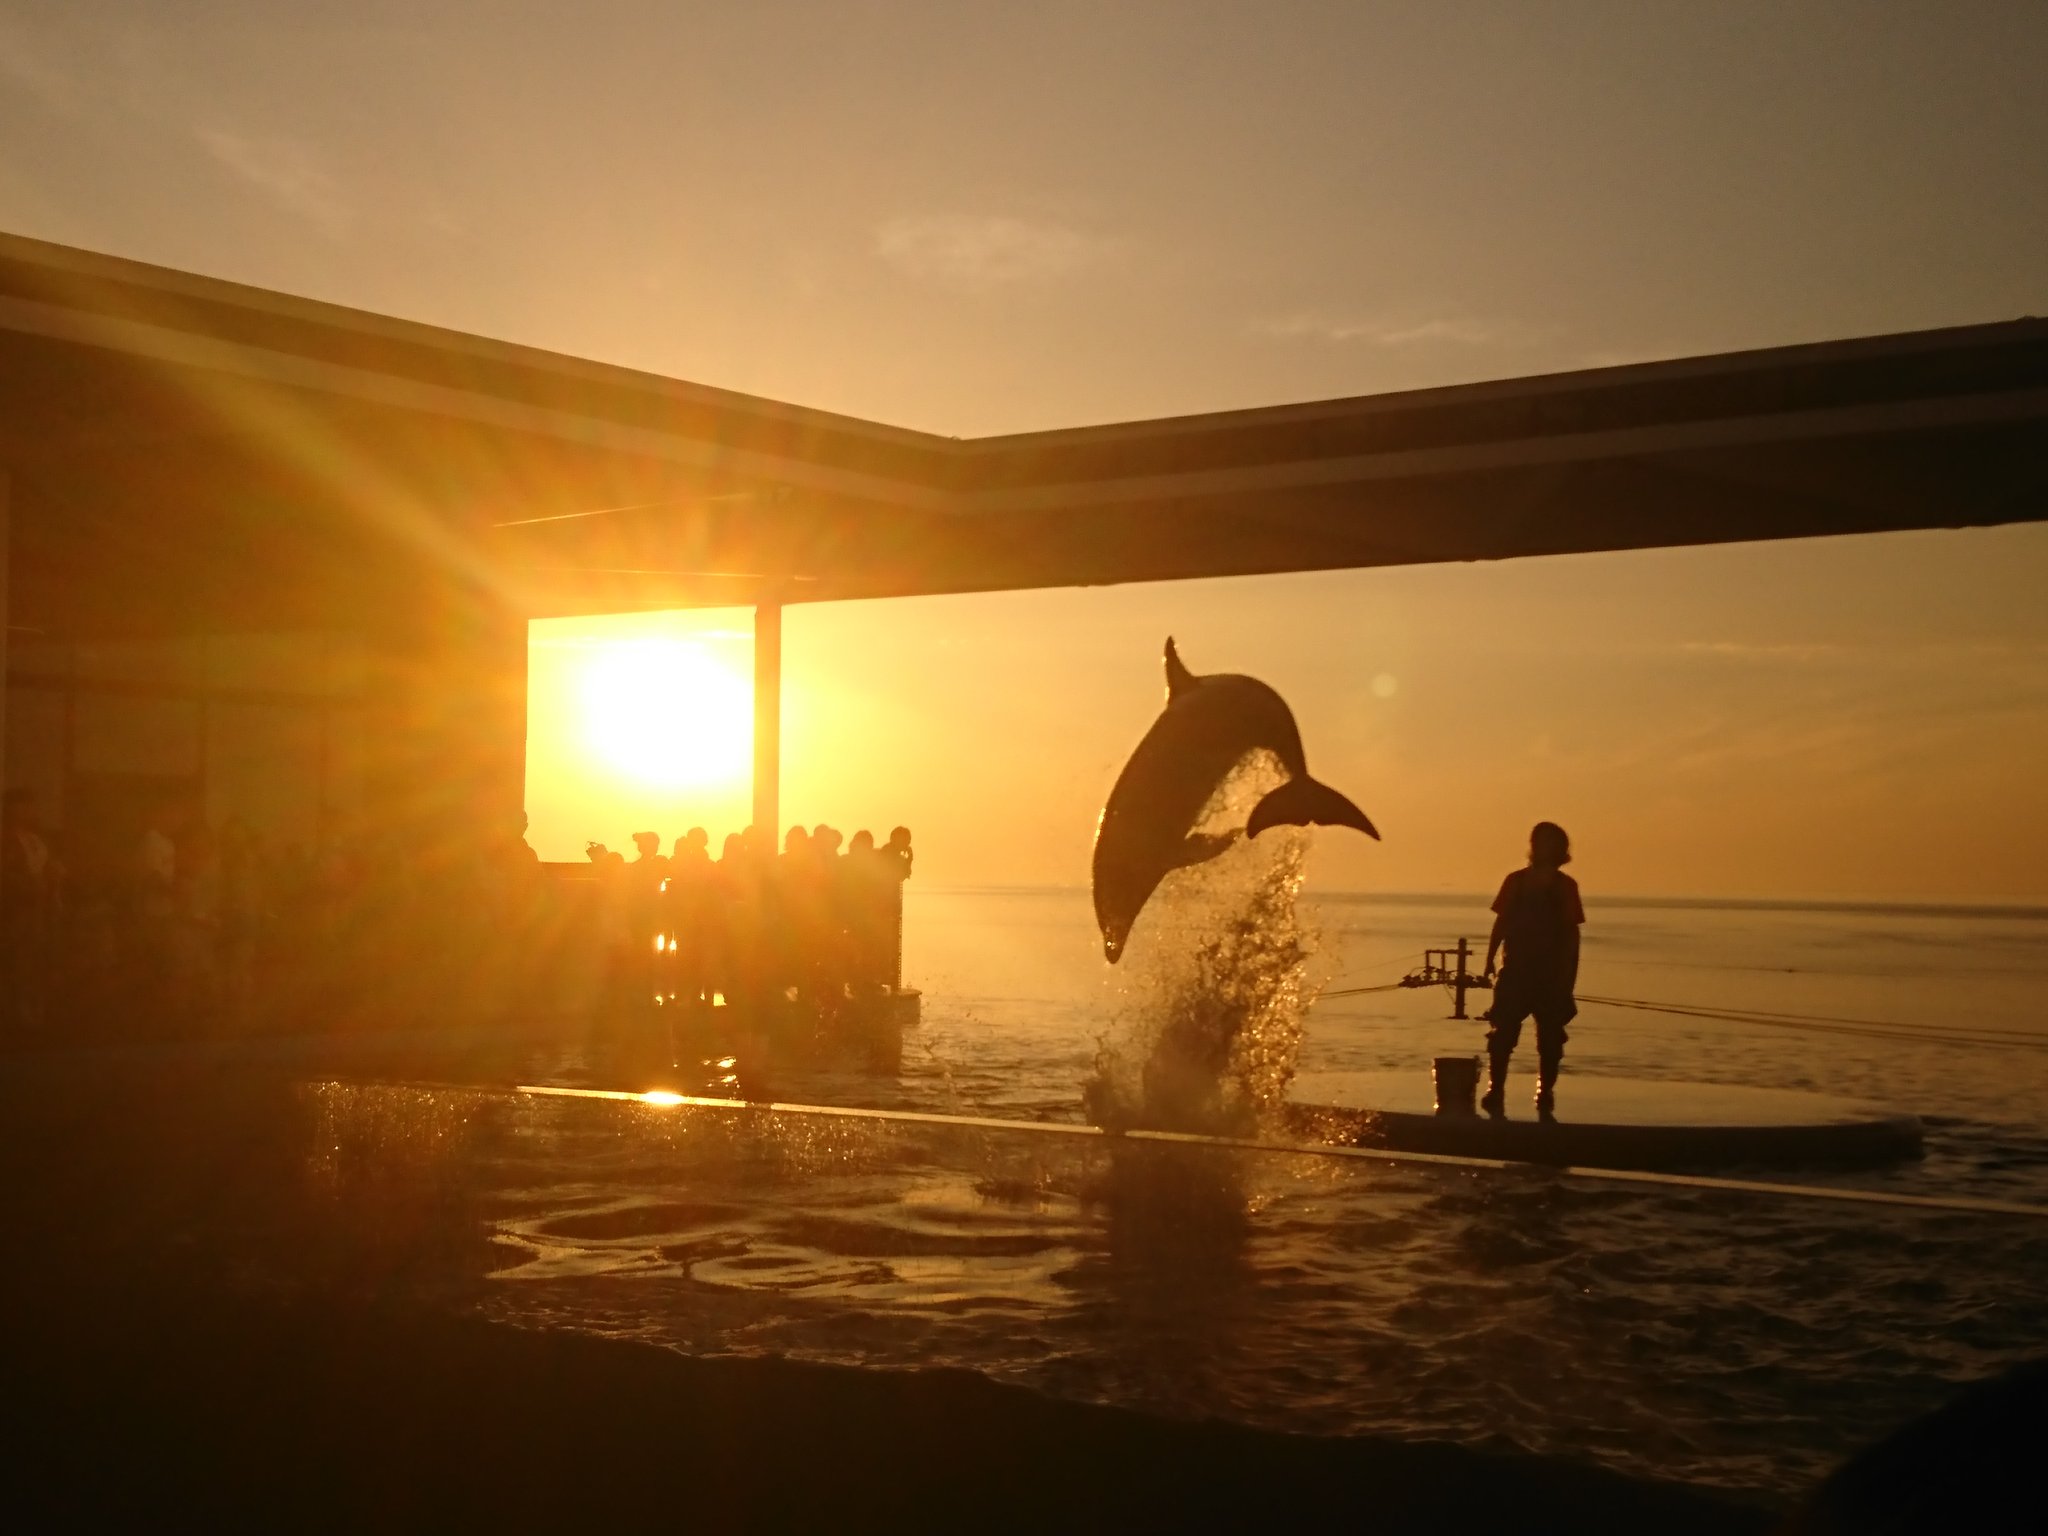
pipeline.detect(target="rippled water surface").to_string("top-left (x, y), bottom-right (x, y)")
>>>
top-left (299, 879), bottom-right (2048, 1500)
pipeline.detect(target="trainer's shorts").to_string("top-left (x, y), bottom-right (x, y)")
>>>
top-left (1485, 969), bottom-right (1576, 1062)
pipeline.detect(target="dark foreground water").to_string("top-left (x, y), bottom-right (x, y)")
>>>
top-left (13, 881), bottom-right (2047, 1507)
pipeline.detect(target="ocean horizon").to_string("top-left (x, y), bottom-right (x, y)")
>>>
top-left (916, 884), bottom-right (2048, 921)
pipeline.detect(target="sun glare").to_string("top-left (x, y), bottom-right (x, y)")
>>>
top-left (582, 638), bottom-right (753, 788)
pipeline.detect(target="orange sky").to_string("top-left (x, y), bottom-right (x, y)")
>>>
top-left (7, 2), bottom-right (2046, 897)
top-left (531, 521), bottom-right (2048, 899)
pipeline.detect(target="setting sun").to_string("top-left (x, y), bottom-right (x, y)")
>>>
top-left (581, 637), bottom-right (752, 788)
top-left (527, 612), bottom-right (759, 856)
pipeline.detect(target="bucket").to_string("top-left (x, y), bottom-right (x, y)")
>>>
top-left (1433, 1055), bottom-right (1480, 1116)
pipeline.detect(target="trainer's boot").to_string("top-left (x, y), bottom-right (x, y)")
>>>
top-left (1480, 1047), bottom-right (1510, 1117)
top-left (1535, 1055), bottom-right (1560, 1120)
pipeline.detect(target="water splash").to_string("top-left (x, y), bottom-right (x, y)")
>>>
top-left (1087, 755), bottom-right (1322, 1134)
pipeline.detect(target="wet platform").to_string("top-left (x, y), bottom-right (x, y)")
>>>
top-left (1286, 1071), bottom-right (1923, 1171)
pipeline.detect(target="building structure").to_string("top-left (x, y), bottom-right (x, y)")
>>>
top-left (2, 228), bottom-right (2043, 867)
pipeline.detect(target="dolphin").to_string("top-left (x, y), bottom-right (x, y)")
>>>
top-left (1091, 638), bottom-right (1379, 962)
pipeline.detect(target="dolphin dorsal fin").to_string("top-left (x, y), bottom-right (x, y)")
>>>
top-left (1164, 637), bottom-right (1197, 702)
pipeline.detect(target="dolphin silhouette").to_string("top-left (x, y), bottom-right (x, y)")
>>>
top-left (1091, 638), bottom-right (1379, 962)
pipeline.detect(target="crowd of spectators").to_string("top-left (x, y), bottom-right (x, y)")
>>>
top-left (578, 820), bottom-right (914, 1021)
top-left (0, 786), bottom-right (913, 1045)
top-left (3, 787), bottom-right (280, 1038)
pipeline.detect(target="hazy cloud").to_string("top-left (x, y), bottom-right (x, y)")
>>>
top-left (874, 214), bottom-right (1109, 292)
top-left (1256, 311), bottom-right (1543, 349)
top-left (197, 128), bottom-right (353, 235)
top-left (1675, 640), bottom-right (1848, 663)
top-left (0, 19), bottom-right (83, 113)
top-left (1674, 638), bottom-right (2048, 666)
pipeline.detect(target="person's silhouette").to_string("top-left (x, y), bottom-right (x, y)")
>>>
top-left (1480, 822), bottom-right (1584, 1118)
top-left (630, 830), bottom-right (667, 876)
top-left (667, 828), bottom-right (713, 1006)
top-left (883, 826), bottom-right (913, 882)
top-left (1, 788), bottom-right (59, 1036)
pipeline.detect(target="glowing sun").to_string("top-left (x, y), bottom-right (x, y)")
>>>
top-left (581, 638), bottom-right (752, 787)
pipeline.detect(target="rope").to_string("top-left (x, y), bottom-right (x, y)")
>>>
top-left (1576, 992), bottom-right (2048, 1052)
top-left (1317, 981), bottom-right (1412, 1000)
top-left (1313, 958), bottom-right (2047, 1053)
top-left (1582, 993), bottom-right (2040, 1037)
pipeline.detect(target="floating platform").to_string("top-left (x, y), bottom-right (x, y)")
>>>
top-left (1286, 1070), bottom-right (1923, 1172)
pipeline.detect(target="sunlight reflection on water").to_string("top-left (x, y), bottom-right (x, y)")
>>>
top-left (232, 887), bottom-right (2048, 1498)
top-left (274, 1070), bottom-right (2048, 1498)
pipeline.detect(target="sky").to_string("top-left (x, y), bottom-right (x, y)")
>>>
top-left (6, 1), bottom-right (2047, 897)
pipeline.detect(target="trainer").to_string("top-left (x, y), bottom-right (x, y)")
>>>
top-left (1480, 821), bottom-right (1584, 1117)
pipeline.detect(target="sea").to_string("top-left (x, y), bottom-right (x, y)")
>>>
top-left (296, 852), bottom-right (2048, 1503)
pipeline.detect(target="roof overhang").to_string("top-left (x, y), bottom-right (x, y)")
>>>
top-left (1, 229), bottom-right (2042, 636)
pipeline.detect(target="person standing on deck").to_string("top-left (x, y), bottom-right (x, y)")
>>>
top-left (1480, 822), bottom-right (1584, 1118)
top-left (629, 831), bottom-right (669, 989)
top-left (133, 797), bottom-right (182, 1021)
top-left (588, 844), bottom-right (638, 1035)
top-left (840, 830), bottom-right (890, 994)
top-left (1, 788), bottom-right (60, 1038)
top-left (880, 827), bottom-right (913, 992)
top-left (666, 828), bottom-right (712, 1009)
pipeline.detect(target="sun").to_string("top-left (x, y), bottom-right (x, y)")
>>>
top-left (581, 637), bottom-right (753, 788)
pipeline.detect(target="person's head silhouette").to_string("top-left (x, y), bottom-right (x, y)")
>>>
top-left (1529, 821), bottom-right (1571, 869)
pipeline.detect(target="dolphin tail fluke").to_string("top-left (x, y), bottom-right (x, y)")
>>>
top-left (1247, 776), bottom-right (1380, 841)
top-left (1164, 637), bottom-right (1197, 701)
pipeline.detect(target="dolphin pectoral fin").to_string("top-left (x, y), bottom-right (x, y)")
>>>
top-left (1164, 637), bottom-right (1197, 702)
top-left (1247, 776), bottom-right (1380, 841)
top-left (1172, 829), bottom-right (1240, 869)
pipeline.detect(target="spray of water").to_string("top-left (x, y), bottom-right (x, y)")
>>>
top-left (1086, 754), bottom-right (1323, 1134)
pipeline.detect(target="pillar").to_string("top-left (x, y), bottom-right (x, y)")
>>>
top-left (752, 598), bottom-right (781, 839)
top-left (358, 582), bottom-right (528, 866)
top-left (0, 471), bottom-right (9, 801)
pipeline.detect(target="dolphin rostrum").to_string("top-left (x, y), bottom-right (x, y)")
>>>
top-left (1091, 638), bottom-right (1379, 962)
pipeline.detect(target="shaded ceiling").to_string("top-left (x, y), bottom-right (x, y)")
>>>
top-left (1, 229), bottom-right (2043, 640)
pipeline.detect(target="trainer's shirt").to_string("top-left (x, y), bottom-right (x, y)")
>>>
top-left (1491, 867), bottom-right (1585, 993)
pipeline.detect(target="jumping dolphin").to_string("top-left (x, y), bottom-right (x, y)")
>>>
top-left (1091, 638), bottom-right (1379, 962)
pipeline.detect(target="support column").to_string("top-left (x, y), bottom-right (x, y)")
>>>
top-left (358, 585), bottom-right (528, 863)
top-left (0, 472), bottom-right (9, 801)
top-left (752, 597), bottom-right (781, 839)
